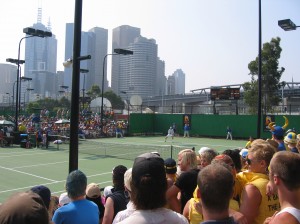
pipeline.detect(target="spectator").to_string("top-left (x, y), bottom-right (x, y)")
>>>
top-left (112, 168), bottom-right (135, 223)
top-left (183, 154), bottom-right (243, 224)
top-left (164, 158), bottom-right (178, 189)
top-left (103, 186), bottom-right (113, 199)
top-left (199, 149), bottom-right (218, 169)
top-left (86, 183), bottom-right (105, 223)
top-left (0, 191), bottom-right (49, 224)
top-left (167, 149), bottom-right (199, 213)
top-left (197, 164), bottom-right (236, 224)
top-left (52, 170), bottom-right (99, 224)
top-left (284, 132), bottom-right (299, 153)
top-left (245, 136), bottom-right (254, 149)
top-left (238, 148), bottom-right (249, 171)
top-left (222, 149), bottom-right (242, 173)
top-left (49, 195), bottom-right (59, 221)
top-left (102, 165), bottom-right (128, 224)
top-left (237, 140), bottom-right (279, 224)
top-left (116, 152), bottom-right (188, 223)
top-left (269, 116), bottom-right (288, 151)
top-left (30, 185), bottom-right (51, 210)
top-left (264, 151), bottom-right (300, 224)
top-left (58, 192), bottom-right (71, 207)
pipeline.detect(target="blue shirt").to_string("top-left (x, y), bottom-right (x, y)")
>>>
top-left (277, 142), bottom-right (286, 151)
top-left (52, 199), bottom-right (99, 224)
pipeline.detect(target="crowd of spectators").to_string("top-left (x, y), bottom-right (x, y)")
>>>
top-left (1, 117), bottom-right (300, 223)
top-left (0, 108), bottom-right (128, 147)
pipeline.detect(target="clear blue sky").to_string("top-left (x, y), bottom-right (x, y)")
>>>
top-left (1, 0), bottom-right (299, 92)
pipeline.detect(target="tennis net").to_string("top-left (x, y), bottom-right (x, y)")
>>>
top-left (75, 139), bottom-right (183, 161)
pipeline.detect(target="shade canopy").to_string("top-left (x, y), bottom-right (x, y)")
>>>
top-left (55, 119), bottom-right (70, 124)
top-left (0, 120), bottom-right (15, 126)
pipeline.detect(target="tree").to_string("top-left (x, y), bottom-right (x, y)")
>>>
top-left (104, 90), bottom-right (124, 109)
top-left (26, 97), bottom-right (70, 115)
top-left (86, 85), bottom-right (124, 109)
top-left (86, 84), bottom-right (101, 100)
top-left (243, 37), bottom-right (285, 114)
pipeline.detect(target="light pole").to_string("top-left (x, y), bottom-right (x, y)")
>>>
top-left (5, 93), bottom-right (10, 106)
top-left (257, 0), bottom-right (262, 138)
top-left (101, 48), bottom-right (133, 135)
top-left (80, 69), bottom-right (89, 111)
top-left (7, 27), bottom-right (52, 130)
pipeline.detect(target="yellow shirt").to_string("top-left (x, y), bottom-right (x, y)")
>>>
top-left (238, 171), bottom-right (280, 224)
top-left (188, 187), bottom-right (239, 224)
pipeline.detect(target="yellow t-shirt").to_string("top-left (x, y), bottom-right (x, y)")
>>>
top-left (238, 171), bottom-right (280, 224)
top-left (188, 187), bottom-right (239, 224)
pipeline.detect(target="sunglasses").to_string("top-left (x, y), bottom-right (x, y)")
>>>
top-left (246, 158), bottom-right (253, 165)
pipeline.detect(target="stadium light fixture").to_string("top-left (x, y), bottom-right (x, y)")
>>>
top-left (101, 48), bottom-right (133, 135)
top-left (278, 19), bottom-right (299, 31)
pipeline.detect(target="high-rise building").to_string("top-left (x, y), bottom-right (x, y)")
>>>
top-left (64, 23), bottom-right (73, 89)
top-left (24, 7), bottom-right (57, 99)
top-left (111, 25), bottom-right (140, 95)
top-left (167, 69), bottom-right (186, 95)
top-left (64, 24), bottom-right (108, 93)
top-left (120, 36), bottom-right (158, 99)
top-left (0, 64), bottom-right (16, 104)
top-left (88, 27), bottom-right (108, 91)
top-left (156, 58), bottom-right (166, 96)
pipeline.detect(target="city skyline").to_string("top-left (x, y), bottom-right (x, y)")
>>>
top-left (1, 0), bottom-right (299, 93)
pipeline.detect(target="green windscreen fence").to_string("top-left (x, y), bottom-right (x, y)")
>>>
top-left (129, 114), bottom-right (300, 139)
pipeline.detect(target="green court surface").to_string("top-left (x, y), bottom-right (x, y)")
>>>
top-left (0, 136), bottom-right (246, 202)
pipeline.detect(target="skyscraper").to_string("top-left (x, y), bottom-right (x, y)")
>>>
top-left (88, 27), bottom-right (108, 91)
top-left (24, 7), bottom-right (57, 99)
top-left (156, 58), bottom-right (166, 96)
top-left (167, 69), bottom-right (186, 95)
top-left (64, 24), bottom-right (108, 93)
top-left (111, 25), bottom-right (140, 95)
top-left (124, 36), bottom-right (158, 99)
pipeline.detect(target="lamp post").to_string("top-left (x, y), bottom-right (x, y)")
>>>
top-left (80, 69), bottom-right (89, 111)
top-left (278, 19), bottom-right (299, 31)
top-left (257, 0), bottom-right (262, 138)
top-left (8, 27), bottom-right (52, 130)
top-left (101, 48), bottom-right (133, 136)
top-left (5, 93), bottom-right (10, 106)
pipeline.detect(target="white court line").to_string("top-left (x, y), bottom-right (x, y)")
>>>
top-left (0, 165), bottom-right (57, 182)
top-left (0, 150), bottom-right (62, 158)
top-left (0, 172), bottom-right (112, 194)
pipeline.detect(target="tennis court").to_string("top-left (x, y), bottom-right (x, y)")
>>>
top-left (0, 136), bottom-right (246, 202)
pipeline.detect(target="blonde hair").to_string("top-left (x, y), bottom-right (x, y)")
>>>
top-left (249, 140), bottom-right (276, 166)
top-left (178, 149), bottom-right (197, 169)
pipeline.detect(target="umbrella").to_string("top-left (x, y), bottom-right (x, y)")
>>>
top-left (55, 119), bottom-right (70, 124)
top-left (0, 120), bottom-right (15, 126)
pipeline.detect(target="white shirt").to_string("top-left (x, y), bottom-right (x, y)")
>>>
top-left (112, 201), bottom-right (135, 224)
top-left (276, 207), bottom-right (300, 222)
top-left (116, 207), bottom-right (188, 224)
